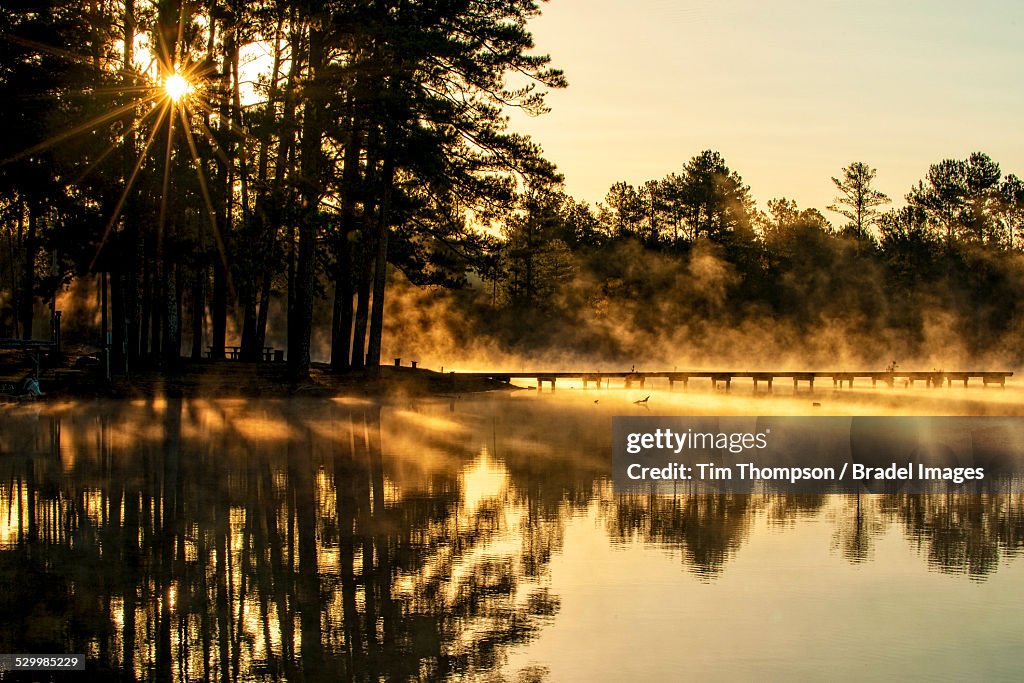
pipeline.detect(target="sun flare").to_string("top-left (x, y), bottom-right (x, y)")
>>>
top-left (164, 72), bottom-right (190, 101)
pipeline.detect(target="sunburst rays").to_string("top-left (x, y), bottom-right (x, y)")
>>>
top-left (0, 17), bottom-right (256, 284)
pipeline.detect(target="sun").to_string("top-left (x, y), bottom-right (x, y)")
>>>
top-left (164, 72), bottom-right (190, 102)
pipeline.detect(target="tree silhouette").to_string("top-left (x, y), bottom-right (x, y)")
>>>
top-left (996, 174), bottom-right (1024, 249)
top-left (500, 186), bottom-right (575, 310)
top-left (906, 152), bottom-right (1004, 245)
top-left (827, 161), bottom-right (889, 240)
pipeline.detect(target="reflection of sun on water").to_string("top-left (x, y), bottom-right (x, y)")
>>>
top-left (460, 448), bottom-right (508, 514)
top-left (0, 484), bottom-right (28, 548)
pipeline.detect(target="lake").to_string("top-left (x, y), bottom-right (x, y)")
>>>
top-left (0, 387), bottom-right (1022, 680)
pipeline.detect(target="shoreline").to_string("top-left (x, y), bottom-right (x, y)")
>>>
top-left (5, 358), bottom-right (519, 400)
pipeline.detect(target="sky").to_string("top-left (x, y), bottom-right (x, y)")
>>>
top-left (508, 0), bottom-right (1024, 220)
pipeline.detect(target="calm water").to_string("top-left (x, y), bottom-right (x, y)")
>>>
top-left (0, 389), bottom-right (1022, 681)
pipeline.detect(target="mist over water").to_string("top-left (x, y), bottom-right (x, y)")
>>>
top-left (379, 251), bottom-right (1024, 376)
top-left (502, 379), bottom-right (1024, 418)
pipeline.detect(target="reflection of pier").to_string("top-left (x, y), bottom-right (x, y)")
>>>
top-left (454, 370), bottom-right (1014, 392)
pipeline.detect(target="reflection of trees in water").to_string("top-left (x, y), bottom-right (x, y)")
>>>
top-left (0, 400), bottom-right (581, 680)
top-left (603, 492), bottom-right (761, 579)
top-left (602, 493), bottom-right (836, 578)
top-left (601, 490), bottom-right (1024, 579)
top-left (829, 494), bottom-right (890, 563)
top-left (3, 400), bottom-right (1024, 678)
top-left (765, 494), bottom-right (827, 526)
top-left (883, 493), bottom-right (1024, 580)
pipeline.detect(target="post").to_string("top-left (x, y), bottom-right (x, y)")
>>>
top-left (394, 358), bottom-right (401, 367)
top-left (53, 310), bottom-right (62, 354)
top-left (101, 271), bottom-right (109, 381)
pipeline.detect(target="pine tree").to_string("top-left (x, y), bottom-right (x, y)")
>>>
top-left (827, 161), bottom-right (889, 240)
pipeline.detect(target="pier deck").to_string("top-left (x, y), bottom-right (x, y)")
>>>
top-left (452, 370), bottom-right (1013, 391)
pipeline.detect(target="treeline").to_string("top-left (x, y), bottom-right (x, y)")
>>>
top-left (458, 150), bottom-right (1024, 367)
top-left (3, 4), bottom-right (1024, 373)
top-left (0, 0), bottom-right (562, 378)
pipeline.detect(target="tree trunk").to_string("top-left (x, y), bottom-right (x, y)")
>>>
top-left (331, 253), bottom-right (354, 372)
top-left (287, 26), bottom-right (325, 382)
top-left (125, 224), bottom-right (142, 370)
top-left (211, 260), bottom-right (226, 359)
top-left (231, 31), bottom-right (259, 363)
top-left (111, 265), bottom-right (126, 373)
top-left (162, 262), bottom-right (179, 367)
top-left (149, 259), bottom-right (162, 360)
top-left (351, 135), bottom-right (380, 370)
top-left (190, 266), bottom-right (205, 360)
top-left (255, 267), bottom-right (272, 353)
top-left (140, 238), bottom-right (151, 358)
top-left (277, 25), bottom-right (303, 370)
top-left (19, 208), bottom-right (36, 340)
top-left (331, 119), bottom-right (361, 371)
top-left (290, 222), bottom-right (316, 379)
top-left (251, 17), bottom-right (285, 360)
top-left (240, 282), bottom-right (258, 361)
top-left (350, 235), bottom-right (372, 370)
top-left (366, 158), bottom-right (394, 372)
top-left (121, 0), bottom-right (137, 372)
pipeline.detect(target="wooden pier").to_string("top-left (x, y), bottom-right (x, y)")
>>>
top-left (452, 370), bottom-right (1013, 392)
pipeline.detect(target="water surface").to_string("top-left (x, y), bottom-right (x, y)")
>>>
top-left (0, 389), bottom-right (1021, 680)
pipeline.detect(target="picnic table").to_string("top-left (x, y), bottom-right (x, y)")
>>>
top-left (207, 345), bottom-right (277, 361)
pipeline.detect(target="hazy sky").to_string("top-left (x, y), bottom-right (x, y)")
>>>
top-left (509, 0), bottom-right (1024, 221)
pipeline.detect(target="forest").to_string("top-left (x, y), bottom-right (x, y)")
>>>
top-left (447, 150), bottom-right (1024, 369)
top-left (0, 0), bottom-right (564, 380)
top-left (2, 1), bottom-right (1024, 377)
